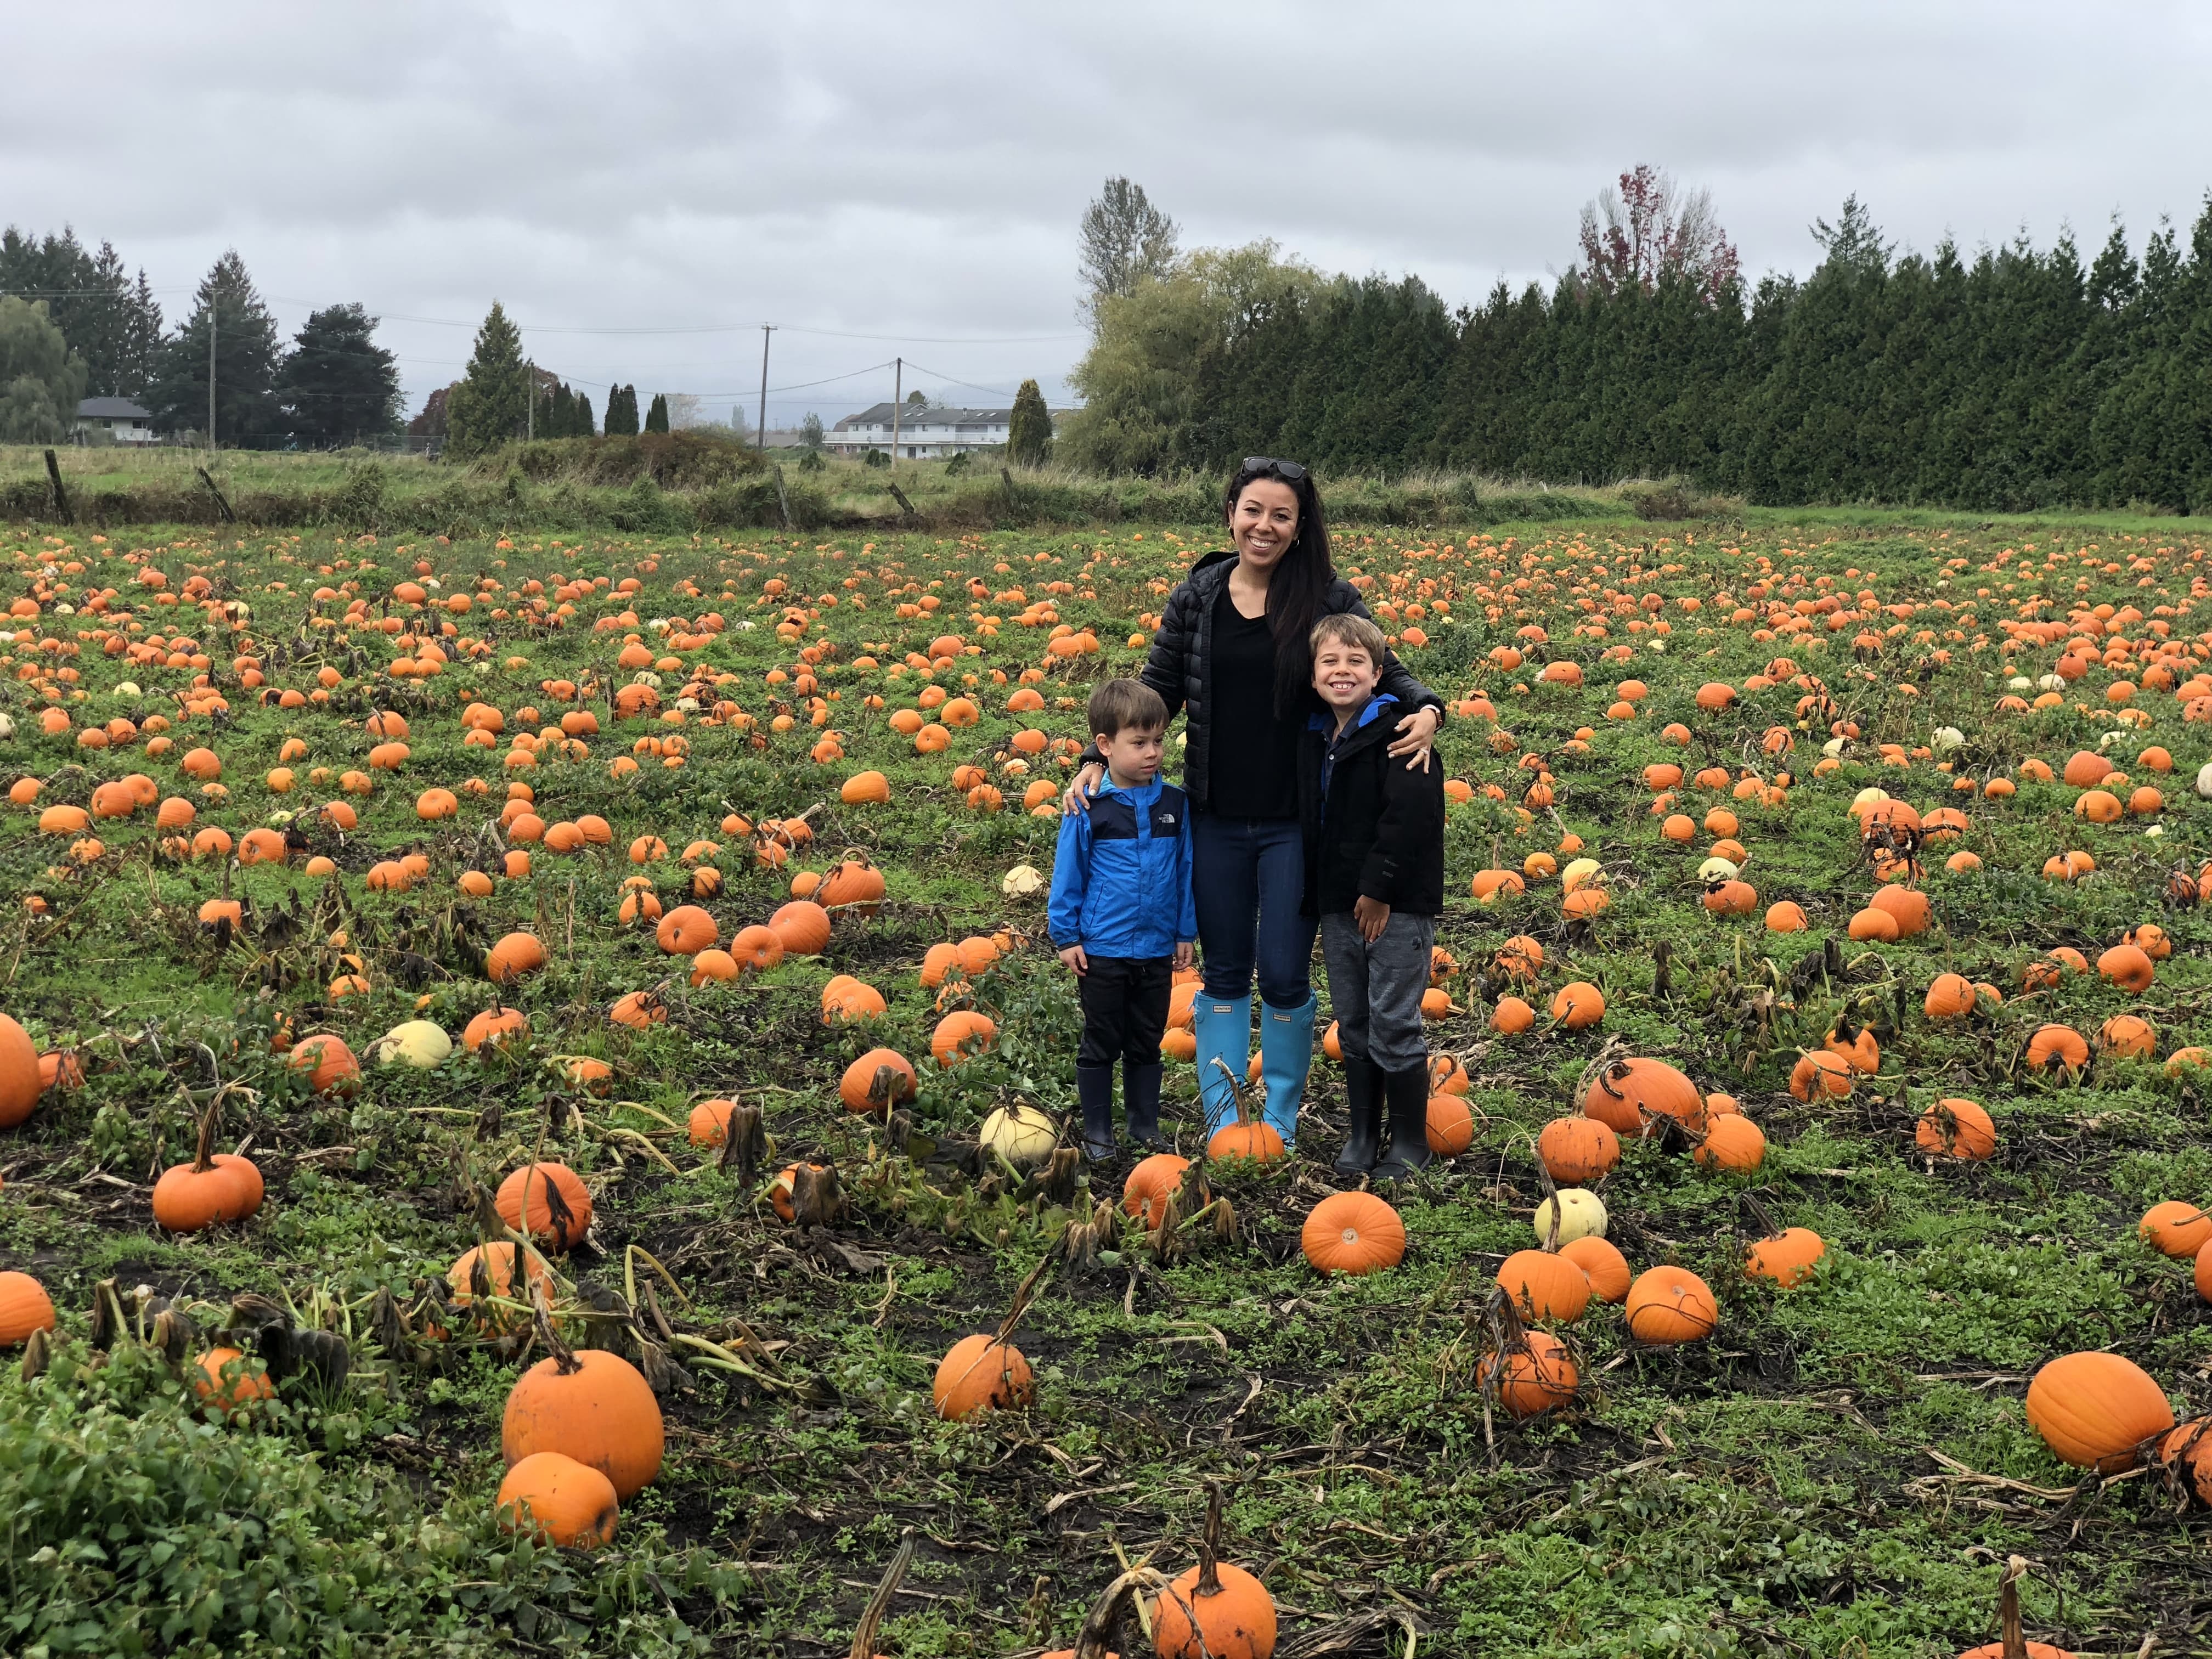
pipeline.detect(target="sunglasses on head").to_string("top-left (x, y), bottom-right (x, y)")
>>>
top-left (1240, 456), bottom-right (1308, 481)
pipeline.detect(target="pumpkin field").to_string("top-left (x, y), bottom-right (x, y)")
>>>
top-left (4, 510), bottom-right (2212, 1657)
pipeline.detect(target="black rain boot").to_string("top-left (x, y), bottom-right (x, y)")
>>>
top-left (1077, 1065), bottom-right (1116, 1161)
top-left (1373, 1065), bottom-right (1436, 1180)
top-left (1123, 1062), bottom-right (1166, 1150)
top-left (1333, 1055), bottom-right (1384, 1175)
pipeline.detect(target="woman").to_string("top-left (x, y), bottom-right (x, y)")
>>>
top-left (1066, 458), bottom-right (1442, 1148)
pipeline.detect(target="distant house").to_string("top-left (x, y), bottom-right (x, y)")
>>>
top-left (826, 402), bottom-right (1066, 460)
top-left (75, 397), bottom-right (156, 444)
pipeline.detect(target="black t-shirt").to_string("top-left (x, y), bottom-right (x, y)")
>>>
top-left (1207, 584), bottom-right (1302, 820)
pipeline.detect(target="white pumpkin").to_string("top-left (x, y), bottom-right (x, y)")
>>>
top-left (1001, 864), bottom-right (1044, 899)
top-left (2196, 761), bottom-right (2212, 800)
top-left (372, 1019), bottom-right (453, 1069)
top-left (112, 681), bottom-right (142, 699)
top-left (1821, 736), bottom-right (1846, 758)
top-left (1931, 726), bottom-right (1964, 754)
top-left (1561, 856), bottom-right (1604, 894)
top-left (1534, 1188), bottom-right (1608, 1244)
top-left (2007, 675), bottom-right (2034, 691)
top-left (980, 1102), bottom-right (1058, 1170)
top-left (0, 713), bottom-right (14, 741)
top-left (1697, 855), bottom-right (1739, 883)
top-left (2037, 673), bottom-right (2067, 692)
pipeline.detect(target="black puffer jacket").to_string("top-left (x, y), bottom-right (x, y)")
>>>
top-left (1115, 549), bottom-right (1443, 814)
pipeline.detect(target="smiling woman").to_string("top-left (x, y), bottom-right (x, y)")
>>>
top-left (1064, 459), bottom-right (1443, 1156)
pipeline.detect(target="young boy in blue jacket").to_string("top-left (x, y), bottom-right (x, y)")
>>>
top-left (1049, 679), bottom-right (1197, 1160)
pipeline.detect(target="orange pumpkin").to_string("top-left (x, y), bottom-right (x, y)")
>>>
top-left (497, 1451), bottom-right (619, 1549)
top-left (1623, 1266), bottom-right (1717, 1344)
top-left (933, 1334), bottom-right (1034, 1420)
top-left (503, 1346), bottom-right (664, 1499)
top-left (2023, 1351), bottom-right (2173, 1471)
top-left (1301, 1191), bottom-right (1405, 1276)
top-left (495, 1162), bottom-right (594, 1250)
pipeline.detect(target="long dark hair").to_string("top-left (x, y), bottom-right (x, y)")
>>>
top-left (1222, 459), bottom-right (1334, 716)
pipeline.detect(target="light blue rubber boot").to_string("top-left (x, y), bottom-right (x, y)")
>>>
top-left (1190, 993), bottom-right (1250, 1137)
top-left (1258, 994), bottom-right (1317, 1145)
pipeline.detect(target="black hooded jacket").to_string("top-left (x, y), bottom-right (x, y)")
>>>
top-left (1092, 549), bottom-right (1443, 815)
top-left (1297, 693), bottom-right (1447, 917)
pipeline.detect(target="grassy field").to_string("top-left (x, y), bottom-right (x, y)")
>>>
top-left (0, 441), bottom-right (1706, 538)
top-left (0, 510), bottom-right (2208, 1657)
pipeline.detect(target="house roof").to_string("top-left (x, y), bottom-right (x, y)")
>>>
top-left (77, 397), bottom-right (151, 419)
top-left (832, 402), bottom-right (1014, 432)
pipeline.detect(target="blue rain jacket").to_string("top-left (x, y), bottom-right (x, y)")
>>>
top-left (1047, 777), bottom-right (1197, 958)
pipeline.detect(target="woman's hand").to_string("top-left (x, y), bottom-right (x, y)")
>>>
top-left (1386, 704), bottom-right (1441, 771)
top-left (1062, 762), bottom-right (1105, 814)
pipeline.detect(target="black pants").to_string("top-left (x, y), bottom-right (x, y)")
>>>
top-left (1076, 956), bottom-right (1172, 1071)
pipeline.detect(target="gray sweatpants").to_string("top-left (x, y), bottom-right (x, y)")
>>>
top-left (1319, 910), bottom-right (1435, 1075)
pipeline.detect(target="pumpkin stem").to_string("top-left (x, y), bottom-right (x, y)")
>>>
top-left (531, 1281), bottom-right (580, 1374)
top-left (1739, 1189), bottom-right (1786, 1243)
top-left (990, 1253), bottom-right (1052, 1349)
top-left (1194, 1479), bottom-right (1225, 1598)
top-left (1998, 1555), bottom-right (2028, 1659)
top-left (847, 1527), bottom-right (913, 1659)
top-left (190, 1099), bottom-right (220, 1175)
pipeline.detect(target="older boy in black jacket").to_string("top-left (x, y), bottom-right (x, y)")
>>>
top-left (1298, 613), bottom-right (1447, 1179)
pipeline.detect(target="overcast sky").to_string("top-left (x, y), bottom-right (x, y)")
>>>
top-left (7, 1), bottom-right (2211, 427)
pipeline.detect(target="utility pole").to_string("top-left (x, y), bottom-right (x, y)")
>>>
top-left (890, 357), bottom-right (901, 469)
top-left (207, 304), bottom-right (217, 454)
top-left (526, 358), bottom-right (535, 441)
top-left (757, 324), bottom-right (774, 452)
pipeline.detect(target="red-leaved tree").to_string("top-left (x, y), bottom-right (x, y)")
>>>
top-left (1576, 164), bottom-right (1740, 305)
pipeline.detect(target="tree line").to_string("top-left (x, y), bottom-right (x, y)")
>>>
top-left (0, 229), bottom-right (404, 447)
top-left (1064, 177), bottom-right (2212, 514)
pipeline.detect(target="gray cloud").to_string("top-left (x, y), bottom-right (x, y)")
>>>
top-left (4, 0), bottom-right (2209, 422)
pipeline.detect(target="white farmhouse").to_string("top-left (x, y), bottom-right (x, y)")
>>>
top-left (825, 402), bottom-right (1063, 460)
top-left (75, 397), bottom-right (157, 444)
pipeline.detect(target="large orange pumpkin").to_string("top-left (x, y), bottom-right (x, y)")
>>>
top-left (769, 900), bottom-right (832, 956)
top-left (0, 1013), bottom-right (40, 1128)
top-left (1301, 1191), bottom-right (1404, 1276)
top-left (932, 1333), bottom-right (1034, 1420)
top-left (1623, 1266), bottom-right (1717, 1344)
top-left (496, 1162), bottom-right (594, 1250)
top-left (1496, 1249), bottom-right (1591, 1322)
top-left (503, 1347), bottom-right (664, 1499)
top-left (2023, 1351), bottom-right (2173, 1470)
top-left (497, 1451), bottom-right (619, 1548)
top-left (1579, 1057), bottom-right (1701, 1137)
top-left (930, 1010), bottom-right (997, 1067)
top-left (840, 1048), bottom-right (918, 1113)
top-left (0, 1269), bottom-right (58, 1345)
top-left (654, 905), bottom-right (718, 957)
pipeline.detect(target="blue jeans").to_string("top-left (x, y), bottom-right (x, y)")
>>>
top-left (1191, 812), bottom-right (1316, 1008)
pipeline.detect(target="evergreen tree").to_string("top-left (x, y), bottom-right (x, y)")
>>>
top-left (148, 250), bottom-right (281, 444)
top-left (574, 390), bottom-right (596, 437)
top-left (279, 303), bottom-right (401, 447)
top-left (0, 229), bottom-right (161, 398)
top-left (644, 392), bottom-right (669, 433)
top-left (442, 301), bottom-right (528, 458)
top-left (1006, 379), bottom-right (1053, 465)
top-left (799, 411), bottom-right (824, 449)
top-left (605, 383), bottom-right (639, 437)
